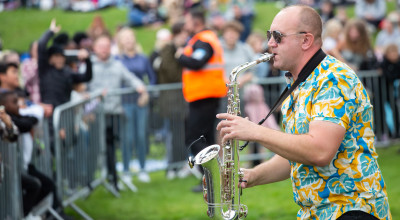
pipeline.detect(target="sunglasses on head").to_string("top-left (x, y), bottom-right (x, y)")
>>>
top-left (266, 30), bottom-right (307, 44)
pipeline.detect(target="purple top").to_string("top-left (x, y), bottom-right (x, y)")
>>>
top-left (116, 53), bottom-right (157, 85)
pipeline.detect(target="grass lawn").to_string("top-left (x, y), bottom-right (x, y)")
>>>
top-left (65, 145), bottom-right (400, 220)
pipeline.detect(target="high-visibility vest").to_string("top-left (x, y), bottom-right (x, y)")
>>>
top-left (182, 30), bottom-right (227, 102)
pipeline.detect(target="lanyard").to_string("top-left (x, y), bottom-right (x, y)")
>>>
top-left (240, 49), bottom-right (327, 150)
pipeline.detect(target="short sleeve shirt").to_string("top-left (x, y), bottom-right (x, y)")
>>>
top-left (281, 55), bottom-right (391, 219)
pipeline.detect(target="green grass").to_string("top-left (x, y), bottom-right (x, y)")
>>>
top-left (0, 7), bottom-right (157, 54)
top-left (65, 145), bottom-right (400, 220)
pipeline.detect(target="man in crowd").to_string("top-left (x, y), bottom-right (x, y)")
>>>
top-left (88, 34), bottom-right (147, 191)
top-left (175, 9), bottom-right (227, 192)
top-left (217, 5), bottom-right (391, 219)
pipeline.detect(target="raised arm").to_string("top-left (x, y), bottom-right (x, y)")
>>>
top-left (38, 19), bottom-right (61, 75)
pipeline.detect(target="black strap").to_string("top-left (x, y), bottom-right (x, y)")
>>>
top-left (240, 49), bottom-right (326, 151)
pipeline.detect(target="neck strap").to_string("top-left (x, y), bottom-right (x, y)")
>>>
top-left (240, 49), bottom-right (326, 150)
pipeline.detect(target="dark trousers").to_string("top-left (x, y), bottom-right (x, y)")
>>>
top-left (185, 98), bottom-right (220, 155)
top-left (22, 164), bottom-right (62, 216)
top-left (337, 211), bottom-right (379, 220)
top-left (28, 164), bottom-right (62, 211)
top-left (21, 173), bottom-right (41, 216)
top-left (106, 114), bottom-right (120, 190)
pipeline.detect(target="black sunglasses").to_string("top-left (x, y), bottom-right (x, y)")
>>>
top-left (266, 30), bottom-right (307, 44)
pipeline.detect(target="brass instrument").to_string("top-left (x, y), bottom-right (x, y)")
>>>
top-left (188, 53), bottom-right (274, 219)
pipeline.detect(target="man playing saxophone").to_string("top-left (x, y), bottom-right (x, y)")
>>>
top-left (217, 5), bottom-right (391, 220)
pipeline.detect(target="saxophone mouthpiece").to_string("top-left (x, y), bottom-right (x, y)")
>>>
top-left (258, 52), bottom-right (274, 63)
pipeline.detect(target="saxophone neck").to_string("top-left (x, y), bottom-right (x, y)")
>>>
top-left (229, 52), bottom-right (274, 83)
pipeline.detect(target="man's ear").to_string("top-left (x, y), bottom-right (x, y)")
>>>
top-left (301, 33), bottom-right (314, 50)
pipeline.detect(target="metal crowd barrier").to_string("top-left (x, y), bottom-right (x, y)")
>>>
top-left (31, 118), bottom-right (53, 179)
top-left (52, 91), bottom-right (116, 220)
top-left (107, 82), bottom-right (187, 173)
top-left (0, 141), bottom-right (23, 220)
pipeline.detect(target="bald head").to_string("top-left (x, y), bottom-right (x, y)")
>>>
top-left (278, 5), bottom-right (323, 46)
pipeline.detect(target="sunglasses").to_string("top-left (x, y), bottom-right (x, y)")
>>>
top-left (266, 30), bottom-right (307, 44)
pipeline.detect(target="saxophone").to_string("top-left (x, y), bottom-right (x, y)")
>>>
top-left (188, 53), bottom-right (274, 220)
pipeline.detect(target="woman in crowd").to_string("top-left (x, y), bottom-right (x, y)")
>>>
top-left (330, 18), bottom-right (378, 71)
top-left (116, 27), bottom-right (155, 183)
top-left (321, 18), bottom-right (343, 56)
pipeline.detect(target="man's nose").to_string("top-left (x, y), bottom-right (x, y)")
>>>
top-left (267, 37), bottom-right (277, 47)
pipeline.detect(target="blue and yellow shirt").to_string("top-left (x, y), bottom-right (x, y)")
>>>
top-left (281, 55), bottom-right (391, 219)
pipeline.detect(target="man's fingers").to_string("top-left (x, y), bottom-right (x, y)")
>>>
top-left (216, 113), bottom-right (236, 120)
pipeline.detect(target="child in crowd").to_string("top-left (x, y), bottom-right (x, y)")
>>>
top-left (380, 44), bottom-right (400, 138)
top-left (0, 88), bottom-right (71, 220)
top-left (243, 84), bottom-right (280, 166)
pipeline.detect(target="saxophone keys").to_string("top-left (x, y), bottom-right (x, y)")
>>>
top-left (202, 175), bottom-right (208, 203)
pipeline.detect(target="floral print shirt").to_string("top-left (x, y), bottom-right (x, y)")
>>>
top-left (281, 55), bottom-right (391, 220)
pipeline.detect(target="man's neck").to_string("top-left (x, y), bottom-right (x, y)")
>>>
top-left (194, 27), bottom-right (206, 35)
top-left (290, 48), bottom-right (326, 82)
top-left (291, 48), bottom-right (321, 80)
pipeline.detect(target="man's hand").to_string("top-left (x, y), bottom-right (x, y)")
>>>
top-left (39, 103), bottom-right (53, 118)
top-left (216, 113), bottom-right (257, 144)
top-left (77, 49), bottom-right (90, 60)
top-left (239, 168), bottom-right (254, 189)
top-left (175, 47), bottom-right (184, 59)
top-left (0, 108), bottom-right (13, 129)
top-left (137, 86), bottom-right (149, 107)
top-left (49, 18), bottom-right (61, 34)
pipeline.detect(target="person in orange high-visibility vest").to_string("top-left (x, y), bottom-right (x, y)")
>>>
top-left (176, 9), bottom-right (227, 192)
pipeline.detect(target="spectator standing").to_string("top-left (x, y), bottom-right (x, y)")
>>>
top-left (153, 21), bottom-right (188, 179)
top-left (321, 18), bottom-right (343, 56)
top-left (334, 5), bottom-right (349, 26)
top-left (224, 0), bottom-right (255, 42)
top-left (243, 84), bottom-right (280, 166)
top-left (374, 12), bottom-right (400, 62)
top-left (176, 9), bottom-right (227, 192)
top-left (89, 34), bottom-right (146, 191)
top-left (220, 20), bottom-right (255, 86)
top-left (379, 44), bottom-right (400, 138)
top-left (330, 18), bottom-right (378, 71)
top-left (73, 31), bottom-right (93, 51)
top-left (246, 31), bottom-right (270, 78)
top-left (0, 98), bottom-right (18, 142)
top-left (318, 0), bottom-right (335, 24)
top-left (21, 41), bottom-right (41, 104)
top-left (38, 19), bottom-right (92, 109)
top-left (355, 0), bottom-right (386, 30)
top-left (116, 27), bottom-right (154, 183)
top-left (87, 15), bottom-right (110, 42)
top-left (149, 28), bottom-right (172, 70)
top-left (1, 50), bottom-right (20, 65)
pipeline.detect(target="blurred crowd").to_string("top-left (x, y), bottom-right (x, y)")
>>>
top-left (0, 0), bottom-right (400, 219)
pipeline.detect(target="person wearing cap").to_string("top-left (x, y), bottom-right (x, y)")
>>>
top-left (38, 19), bottom-right (92, 109)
